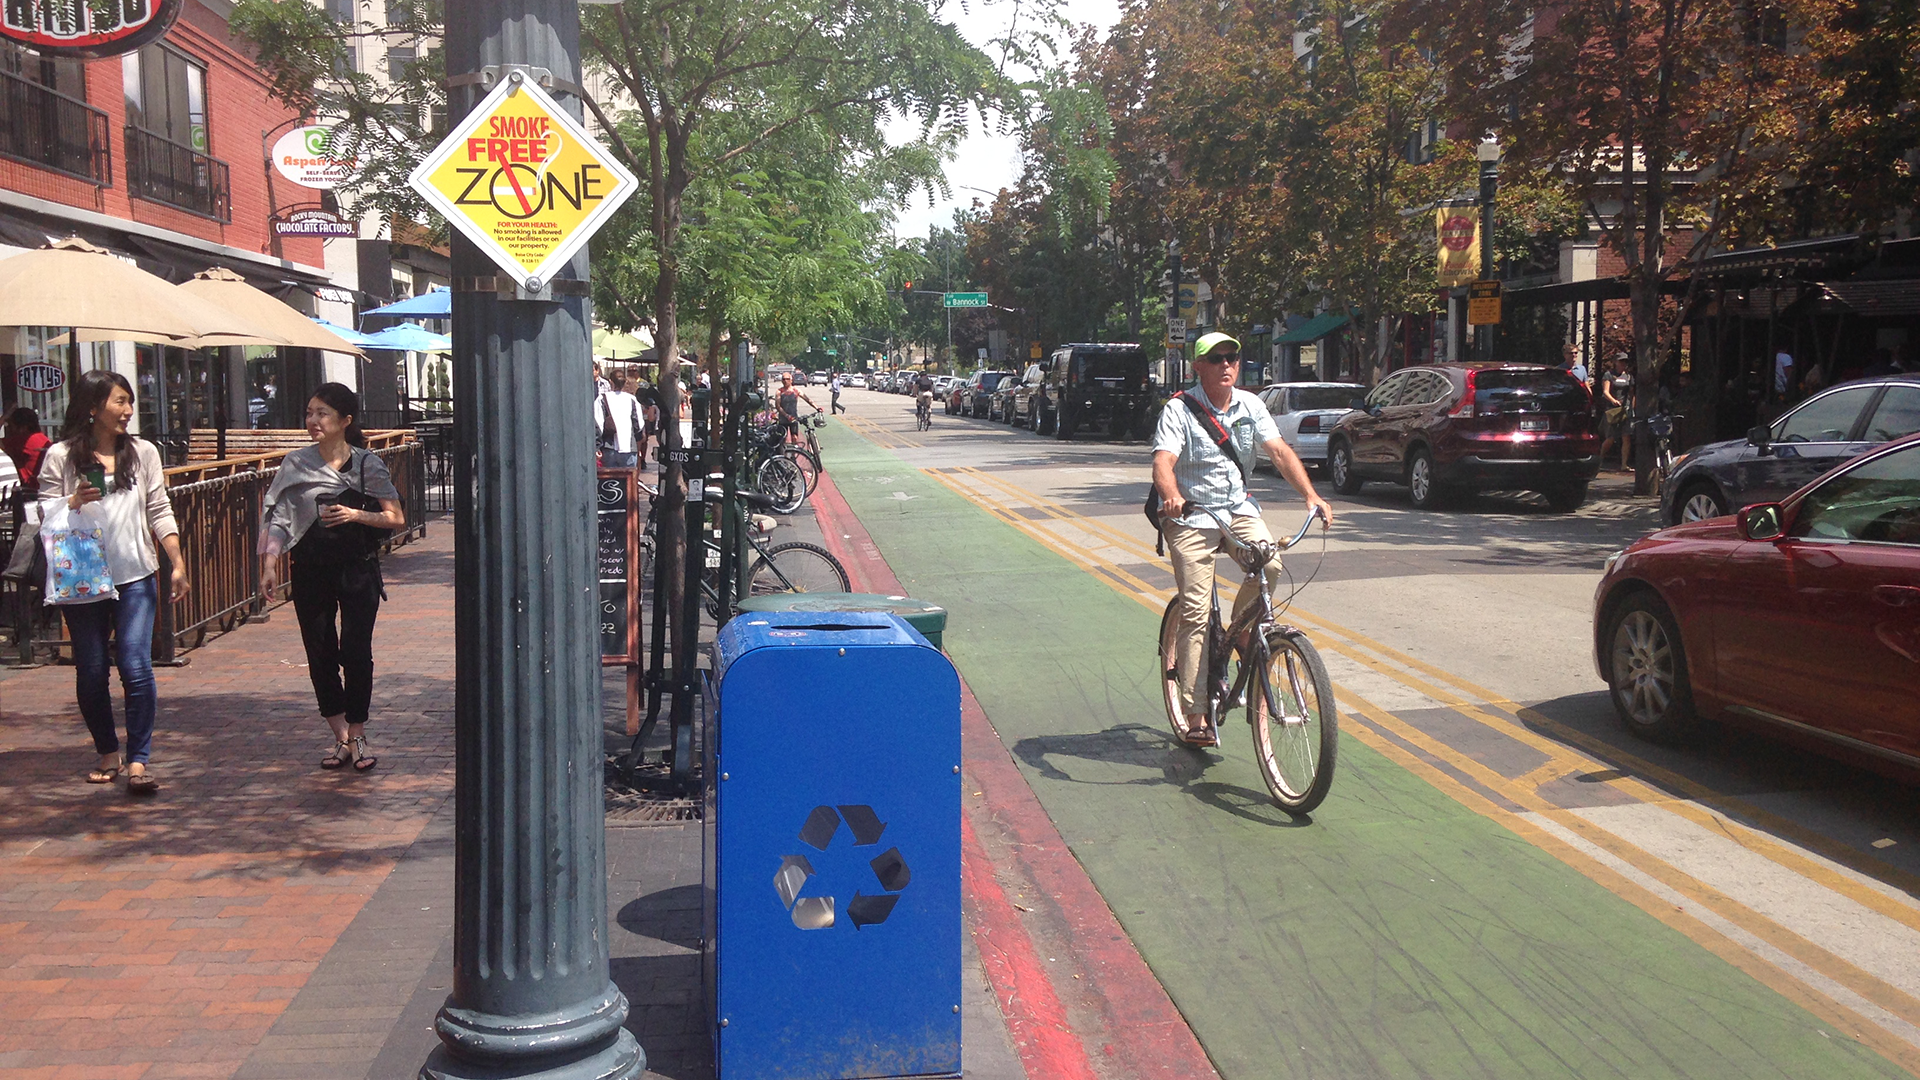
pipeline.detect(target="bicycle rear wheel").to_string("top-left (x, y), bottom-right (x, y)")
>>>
top-left (747, 542), bottom-right (851, 596)
top-left (783, 447), bottom-right (821, 496)
top-left (755, 455), bottom-right (807, 513)
top-left (1248, 628), bottom-right (1337, 813)
top-left (1157, 598), bottom-right (1212, 743)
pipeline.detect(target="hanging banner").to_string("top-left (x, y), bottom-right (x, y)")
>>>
top-left (272, 126), bottom-right (359, 190)
top-left (1436, 208), bottom-right (1480, 288)
top-left (2, 0), bottom-right (181, 57)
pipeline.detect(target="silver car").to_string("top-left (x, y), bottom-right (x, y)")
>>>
top-left (1256, 382), bottom-right (1369, 469)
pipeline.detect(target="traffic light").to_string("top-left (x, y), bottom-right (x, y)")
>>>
top-left (901, 280), bottom-right (913, 298)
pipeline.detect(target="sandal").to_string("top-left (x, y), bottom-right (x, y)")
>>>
top-left (87, 757), bottom-right (122, 784)
top-left (1179, 717), bottom-right (1219, 747)
top-left (321, 741), bottom-right (351, 770)
top-left (350, 735), bottom-right (378, 772)
top-left (125, 766), bottom-right (158, 794)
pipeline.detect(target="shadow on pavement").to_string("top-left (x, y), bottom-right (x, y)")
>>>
top-left (1010, 722), bottom-right (1313, 829)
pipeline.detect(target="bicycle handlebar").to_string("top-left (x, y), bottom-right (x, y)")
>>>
top-left (1184, 504), bottom-right (1328, 561)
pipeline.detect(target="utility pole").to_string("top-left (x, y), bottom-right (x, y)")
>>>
top-left (424, 1), bottom-right (644, 1077)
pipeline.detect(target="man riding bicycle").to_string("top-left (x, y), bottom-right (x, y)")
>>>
top-left (1152, 332), bottom-right (1335, 745)
top-left (915, 373), bottom-right (936, 426)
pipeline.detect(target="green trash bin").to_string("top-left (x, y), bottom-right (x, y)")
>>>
top-left (735, 593), bottom-right (947, 649)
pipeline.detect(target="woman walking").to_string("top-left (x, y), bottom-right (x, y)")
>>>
top-left (259, 384), bottom-right (404, 772)
top-left (38, 372), bottom-right (188, 793)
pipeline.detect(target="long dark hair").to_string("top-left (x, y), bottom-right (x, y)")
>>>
top-left (311, 382), bottom-right (366, 449)
top-left (61, 369), bottom-right (138, 492)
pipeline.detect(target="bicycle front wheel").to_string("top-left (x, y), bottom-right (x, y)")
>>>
top-left (747, 542), bottom-right (852, 596)
top-left (1249, 628), bottom-right (1337, 813)
top-left (783, 447), bottom-right (821, 496)
top-left (755, 454), bottom-right (807, 513)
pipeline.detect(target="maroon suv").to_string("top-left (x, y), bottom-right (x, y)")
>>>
top-left (1325, 363), bottom-right (1601, 511)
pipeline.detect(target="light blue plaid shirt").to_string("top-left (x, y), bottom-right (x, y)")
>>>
top-left (1152, 386), bottom-right (1279, 528)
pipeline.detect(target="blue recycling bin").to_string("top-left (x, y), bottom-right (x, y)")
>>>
top-left (703, 611), bottom-right (961, 1080)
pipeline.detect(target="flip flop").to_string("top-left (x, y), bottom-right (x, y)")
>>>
top-left (86, 760), bottom-right (121, 784)
top-left (126, 769), bottom-right (158, 794)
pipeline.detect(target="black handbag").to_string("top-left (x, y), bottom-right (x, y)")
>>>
top-left (292, 452), bottom-right (390, 565)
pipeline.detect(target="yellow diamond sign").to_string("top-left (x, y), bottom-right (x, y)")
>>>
top-left (409, 72), bottom-right (637, 289)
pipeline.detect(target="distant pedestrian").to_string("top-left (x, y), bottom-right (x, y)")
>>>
top-left (4, 406), bottom-right (50, 491)
top-left (596, 371), bottom-right (644, 469)
top-left (259, 384), bottom-right (405, 773)
top-left (38, 371), bottom-right (188, 793)
top-left (1774, 349), bottom-right (1795, 397)
top-left (776, 372), bottom-right (817, 443)
top-left (632, 378), bottom-right (661, 467)
top-left (1598, 355), bottom-right (1634, 471)
top-left (592, 361), bottom-right (610, 398)
top-left (1562, 343), bottom-right (1588, 388)
top-left (830, 374), bottom-right (846, 414)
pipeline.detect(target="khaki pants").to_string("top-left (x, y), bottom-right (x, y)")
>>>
top-left (1165, 515), bottom-right (1283, 717)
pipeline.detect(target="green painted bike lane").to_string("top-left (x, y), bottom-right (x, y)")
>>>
top-left (818, 423), bottom-right (1905, 1080)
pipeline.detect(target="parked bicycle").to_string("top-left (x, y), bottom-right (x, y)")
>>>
top-left (1157, 507), bottom-right (1338, 813)
top-left (1645, 412), bottom-right (1682, 494)
top-left (637, 480), bottom-right (850, 618)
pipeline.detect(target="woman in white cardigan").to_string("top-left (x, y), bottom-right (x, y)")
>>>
top-left (38, 371), bottom-right (188, 793)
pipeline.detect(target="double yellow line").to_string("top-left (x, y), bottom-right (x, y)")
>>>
top-left (906, 461), bottom-right (1920, 1074)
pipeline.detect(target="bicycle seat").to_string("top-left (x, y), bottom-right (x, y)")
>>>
top-left (749, 513), bottom-right (779, 535)
top-left (738, 489), bottom-right (780, 510)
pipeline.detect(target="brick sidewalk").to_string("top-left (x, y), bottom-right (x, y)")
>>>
top-left (0, 529), bottom-right (459, 1079)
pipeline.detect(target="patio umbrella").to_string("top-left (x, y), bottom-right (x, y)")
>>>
top-left (0, 237), bottom-right (286, 343)
top-left (363, 322), bottom-right (453, 352)
top-left (313, 317), bottom-right (383, 348)
top-left (363, 288), bottom-right (451, 319)
top-left (175, 269), bottom-right (366, 355)
top-left (593, 326), bottom-right (652, 359)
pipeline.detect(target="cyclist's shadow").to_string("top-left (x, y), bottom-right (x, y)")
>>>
top-left (1009, 723), bottom-right (1315, 828)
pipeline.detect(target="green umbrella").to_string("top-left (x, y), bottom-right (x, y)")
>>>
top-left (593, 326), bottom-right (652, 359)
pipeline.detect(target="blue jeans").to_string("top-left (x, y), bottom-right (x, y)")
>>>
top-left (61, 574), bottom-right (158, 764)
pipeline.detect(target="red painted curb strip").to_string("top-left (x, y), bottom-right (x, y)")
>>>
top-left (811, 466), bottom-right (1220, 1080)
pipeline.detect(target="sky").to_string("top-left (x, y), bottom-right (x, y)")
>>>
top-left (886, 0), bottom-right (1124, 242)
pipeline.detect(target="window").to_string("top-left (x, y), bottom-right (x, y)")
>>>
top-left (1291, 385), bottom-right (1364, 411)
top-left (1790, 443), bottom-right (1920, 546)
top-left (1775, 386), bottom-right (1875, 443)
top-left (1862, 385), bottom-right (1920, 444)
top-left (1367, 371), bottom-right (1411, 408)
top-left (123, 45), bottom-right (207, 151)
top-left (0, 43), bottom-right (107, 183)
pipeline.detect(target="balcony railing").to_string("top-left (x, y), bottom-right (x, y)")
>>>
top-left (124, 125), bottom-right (230, 222)
top-left (0, 68), bottom-right (110, 185)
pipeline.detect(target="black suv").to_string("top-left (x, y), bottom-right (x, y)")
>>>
top-left (1013, 343), bottom-right (1152, 440)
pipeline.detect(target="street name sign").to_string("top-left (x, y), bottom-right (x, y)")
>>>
top-left (409, 73), bottom-right (637, 290)
top-left (943, 292), bottom-right (989, 309)
top-left (1467, 280), bottom-right (1503, 325)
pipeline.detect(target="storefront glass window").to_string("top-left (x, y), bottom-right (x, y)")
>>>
top-left (1, 329), bottom-right (112, 434)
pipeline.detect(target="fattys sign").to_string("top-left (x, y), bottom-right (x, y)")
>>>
top-left (408, 73), bottom-right (637, 290)
top-left (2, 0), bottom-right (180, 57)
top-left (271, 126), bottom-right (358, 190)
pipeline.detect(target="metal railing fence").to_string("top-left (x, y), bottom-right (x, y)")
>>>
top-left (124, 125), bottom-right (231, 222)
top-left (2, 440), bottom-right (425, 665)
top-left (0, 68), bottom-right (110, 184)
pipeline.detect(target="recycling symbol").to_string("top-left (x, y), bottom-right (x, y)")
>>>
top-left (773, 804), bottom-right (911, 931)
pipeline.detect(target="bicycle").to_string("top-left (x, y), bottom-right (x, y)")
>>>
top-left (636, 481), bottom-right (851, 617)
top-left (1645, 411), bottom-right (1682, 494)
top-left (915, 393), bottom-right (933, 431)
top-left (1156, 506), bottom-right (1338, 813)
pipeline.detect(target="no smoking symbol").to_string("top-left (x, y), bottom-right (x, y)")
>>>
top-left (773, 805), bottom-right (912, 930)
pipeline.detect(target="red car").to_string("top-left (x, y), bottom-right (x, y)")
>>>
top-left (1593, 432), bottom-right (1920, 774)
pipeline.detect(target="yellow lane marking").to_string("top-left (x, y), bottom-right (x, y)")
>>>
top-left (841, 416), bottom-right (1920, 1070)
top-left (1337, 694), bottom-right (1920, 1074)
top-left (1340, 688), bottom-right (1920, 1041)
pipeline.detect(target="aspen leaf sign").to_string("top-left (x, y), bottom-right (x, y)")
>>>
top-left (409, 74), bottom-right (636, 289)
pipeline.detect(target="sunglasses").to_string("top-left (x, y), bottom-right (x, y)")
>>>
top-left (1196, 352), bottom-right (1240, 364)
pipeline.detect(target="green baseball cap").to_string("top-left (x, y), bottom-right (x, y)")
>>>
top-left (1193, 331), bottom-right (1241, 357)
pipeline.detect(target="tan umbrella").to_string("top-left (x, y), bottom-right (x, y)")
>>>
top-left (0, 237), bottom-right (288, 344)
top-left (175, 268), bottom-right (363, 355)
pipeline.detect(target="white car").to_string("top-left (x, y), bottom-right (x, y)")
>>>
top-left (846, 374), bottom-right (869, 389)
top-left (810, 372), bottom-right (830, 385)
top-left (1256, 382), bottom-right (1369, 469)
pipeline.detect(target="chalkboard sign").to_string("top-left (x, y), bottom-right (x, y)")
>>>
top-left (597, 470), bottom-right (641, 664)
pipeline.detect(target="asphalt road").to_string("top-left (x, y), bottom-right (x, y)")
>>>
top-left (825, 386), bottom-right (1920, 1080)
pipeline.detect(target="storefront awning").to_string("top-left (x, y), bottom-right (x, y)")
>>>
top-left (1820, 280), bottom-right (1920, 317)
top-left (1273, 313), bottom-right (1350, 345)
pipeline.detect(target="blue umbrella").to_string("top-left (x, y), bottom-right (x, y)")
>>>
top-left (313, 316), bottom-right (382, 348)
top-left (363, 288), bottom-right (451, 318)
top-left (363, 321), bottom-right (453, 352)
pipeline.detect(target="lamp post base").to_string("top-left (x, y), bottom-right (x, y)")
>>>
top-left (420, 1031), bottom-right (643, 1080)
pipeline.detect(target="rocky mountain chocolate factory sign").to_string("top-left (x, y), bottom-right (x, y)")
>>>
top-left (2, 0), bottom-right (181, 57)
top-left (270, 206), bottom-right (356, 238)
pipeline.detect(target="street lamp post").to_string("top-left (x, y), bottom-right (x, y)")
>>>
top-left (422, 1), bottom-right (644, 1078)
top-left (1167, 238), bottom-right (1183, 387)
top-left (1477, 137), bottom-right (1501, 363)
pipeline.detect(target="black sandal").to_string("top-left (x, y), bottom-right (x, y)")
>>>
top-left (126, 767), bottom-right (158, 794)
top-left (321, 741), bottom-right (350, 770)
top-left (87, 757), bottom-right (122, 784)
top-left (350, 735), bottom-right (378, 772)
